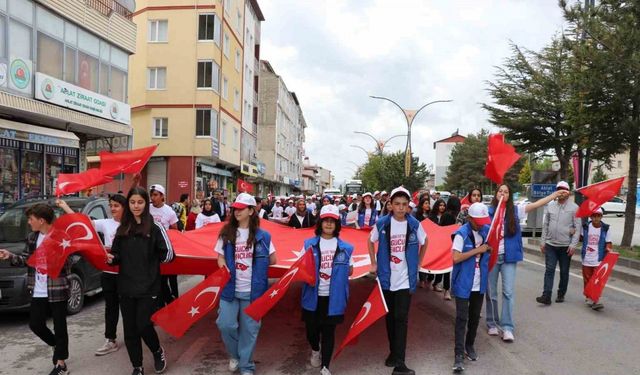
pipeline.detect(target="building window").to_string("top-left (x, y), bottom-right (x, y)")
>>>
top-left (153, 118), bottom-right (168, 138)
top-left (223, 32), bottom-right (230, 57)
top-left (198, 14), bottom-right (220, 43)
top-left (233, 128), bottom-right (239, 150)
top-left (10, 20), bottom-right (32, 59)
top-left (148, 20), bottom-right (168, 42)
top-left (221, 121), bottom-right (227, 144)
top-left (234, 89), bottom-right (240, 111)
top-left (37, 32), bottom-right (63, 79)
top-left (78, 51), bottom-right (99, 92)
top-left (197, 60), bottom-right (220, 90)
top-left (617, 160), bottom-right (622, 168)
top-left (222, 76), bottom-right (228, 99)
top-left (111, 67), bottom-right (126, 102)
top-left (235, 50), bottom-right (241, 71)
top-left (236, 10), bottom-right (242, 31)
top-left (196, 109), bottom-right (219, 137)
top-left (64, 46), bottom-right (76, 83)
top-left (147, 67), bottom-right (166, 90)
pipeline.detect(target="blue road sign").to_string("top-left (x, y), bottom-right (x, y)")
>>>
top-left (531, 184), bottom-right (556, 199)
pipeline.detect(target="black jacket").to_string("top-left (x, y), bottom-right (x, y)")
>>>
top-left (287, 211), bottom-right (316, 229)
top-left (111, 221), bottom-right (174, 297)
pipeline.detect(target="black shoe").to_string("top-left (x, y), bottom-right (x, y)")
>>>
top-left (385, 353), bottom-right (398, 367)
top-left (48, 364), bottom-right (68, 375)
top-left (392, 364), bottom-right (415, 375)
top-left (465, 346), bottom-right (478, 361)
top-left (153, 346), bottom-right (167, 373)
top-left (536, 295), bottom-right (551, 305)
top-left (555, 294), bottom-right (565, 303)
top-left (453, 355), bottom-right (465, 373)
top-left (132, 367), bottom-right (144, 375)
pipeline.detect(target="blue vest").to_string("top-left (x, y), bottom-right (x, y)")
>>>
top-left (375, 214), bottom-right (421, 293)
top-left (220, 228), bottom-right (272, 302)
top-left (301, 236), bottom-right (353, 316)
top-left (488, 205), bottom-right (523, 263)
top-left (357, 208), bottom-right (378, 227)
top-left (581, 222), bottom-right (610, 262)
top-left (451, 223), bottom-right (490, 299)
top-left (340, 211), bottom-right (348, 226)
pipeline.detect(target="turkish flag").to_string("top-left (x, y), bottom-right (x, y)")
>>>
top-left (584, 252), bottom-right (619, 303)
top-left (27, 213), bottom-right (106, 278)
top-left (237, 178), bottom-right (254, 193)
top-left (152, 266), bottom-right (230, 338)
top-left (334, 279), bottom-right (388, 359)
top-left (460, 194), bottom-right (470, 207)
top-left (244, 249), bottom-right (316, 321)
top-left (420, 219), bottom-right (459, 273)
top-left (55, 169), bottom-right (113, 196)
top-left (484, 133), bottom-right (521, 185)
top-left (411, 191), bottom-right (420, 205)
top-left (487, 197), bottom-right (506, 271)
top-left (99, 145), bottom-right (158, 176)
top-left (576, 177), bottom-right (625, 218)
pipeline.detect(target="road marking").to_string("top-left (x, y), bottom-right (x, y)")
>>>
top-left (177, 337), bottom-right (209, 364)
top-left (523, 257), bottom-right (640, 299)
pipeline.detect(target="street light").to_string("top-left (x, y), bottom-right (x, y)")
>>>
top-left (370, 95), bottom-right (452, 176)
top-left (350, 145), bottom-right (373, 158)
top-left (354, 131), bottom-right (406, 154)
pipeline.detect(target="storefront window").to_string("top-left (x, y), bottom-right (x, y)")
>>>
top-left (21, 150), bottom-right (42, 198)
top-left (63, 156), bottom-right (77, 173)
top-left (37, 32), bottom-right (63, 79)
top-left (45, 154), bottom-right (62, 196)
top-left (0, 148), bottom-right (19, 206)
top-left (78, 51), bottom-right (98, 92)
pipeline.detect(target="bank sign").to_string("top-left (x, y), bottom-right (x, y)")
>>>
top-left (34, 73), bottom-right (131, 125)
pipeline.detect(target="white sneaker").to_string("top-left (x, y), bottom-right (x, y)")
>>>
top-left (487, 327), bottom-right (500, 336)
top-left (310, 350), bottom-right (321, 367)
top-left (320, 366), bottom-right (331, 375)
top-left (503, 330), bottom-right (515, 342)
top-left (229, 358), bottom-right (239, 372)
top-left (95, 339), bottom-right (119, 356)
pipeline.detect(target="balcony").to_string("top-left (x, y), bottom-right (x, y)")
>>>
top-left (87, 0), bottom-right (133, 20)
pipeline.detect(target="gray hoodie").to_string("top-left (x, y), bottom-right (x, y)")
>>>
top-left (541, 199), bottom-right (580, 248)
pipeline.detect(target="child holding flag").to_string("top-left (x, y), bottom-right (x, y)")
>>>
top-left (216, 193), bottom-right (277, 375)
top-left (301, 205), bottom-right (354, 375)
top-left (580, 208), bottom-right (612, 310)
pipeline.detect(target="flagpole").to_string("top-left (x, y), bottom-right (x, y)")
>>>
top-left (486, 196), bottom-right (504, 242)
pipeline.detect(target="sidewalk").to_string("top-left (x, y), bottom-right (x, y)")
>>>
top-left (523, 238), bottom-right (640, 284)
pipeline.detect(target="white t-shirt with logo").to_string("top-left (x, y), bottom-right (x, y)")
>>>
top-left (271, 206), bottom-right (283, 218)
top-left (300, 237), bottom-right (354, 297)
top-left (583, 223), bottom-right (611, 267)
top-left (195, 213), bottom-right (221, 229)
top-left (453, 231), bottom-right (483, 292)
top-left (150, 204), bottom-right (178, 230)
top-left (33, 233), bottom-right (48, 298)
top-left (498, 204), bottom-right (527, 254)
top-left (363, 209), bottom-right (372, 226)
top-left (94, 218), bottom-right (120, 248)
top-left (370, 217), bottom-right (427, 291)
top-left (285, 206), bottom-right (297, 217)
top-left (215, 228), bottom-right (276, 293)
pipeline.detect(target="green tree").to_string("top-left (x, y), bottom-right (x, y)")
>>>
top-left (518, 160), bottom-right (532, 186)
top-left (354, 151), bottom-right (430, 193)
top-left (591, 167), bottom-right (608, 183)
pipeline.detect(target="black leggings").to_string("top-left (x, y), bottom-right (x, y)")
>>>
top-left (119, 295), bottom-right (161, 368)
top-left (30, 298), bottom-right (68, 363)
top-left (305, 320), bottom-right (337, 368)
top-left (428, 272), bottom-right (451, 290)
top-left (102, 273), bottom-right (119, 340)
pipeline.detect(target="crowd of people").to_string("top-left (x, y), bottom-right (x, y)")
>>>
top-left (0, 181), bottom-right (615, 375)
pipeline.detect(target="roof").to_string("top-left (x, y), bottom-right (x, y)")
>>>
top-left (248, 0), bottom-right (265, 21)
top-left (433, 134), bottom-right (466, 149)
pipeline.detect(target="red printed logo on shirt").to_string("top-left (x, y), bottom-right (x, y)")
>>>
top-left (319, 272), bottom-right (331, 280)
top-left (390, 255), bottom-right (402, 264)
top-left (236, 263), bottom-right (249, 271)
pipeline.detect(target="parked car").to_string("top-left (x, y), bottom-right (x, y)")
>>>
top-left (601, 197), bottom-right (626, 216)
top-left (0, 196), bottom-right (110, 315)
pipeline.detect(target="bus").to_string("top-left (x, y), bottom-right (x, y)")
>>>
top-left (345, 179), bottom-right (363, 195)
top-left (323, 188), bottom-right (341, 196)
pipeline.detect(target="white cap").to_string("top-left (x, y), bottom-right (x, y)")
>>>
top-left (409, 201), bottom-right (416, 208)
top-left (592, 207), bottom-right (604, 215)
top-left (334, 196), bottom-right (340, 201)
top-left (381, 190), bottom-right (388, 196)
top-left (374, 191), bottom-right (380, 196)
top-left (149, 184), bottom-right (165, 195)
top-left (231, 193), bottom-right (257, 209)
top-left (311, 194), bottom-right (317, 199)
top-left (556, 181), bottom-right (570, 191)
top-left (390, 186), bottom-right (411, 201)
top-left (351, 194), bottom-right (357, 199)
top-left (319, 204), bottom-right (340, 220)
top-left (288, 199), bottom-right (294, 203)
top-left (468, 202), bottom-right (491, 225)
top-left (338, 204), bottom-right (346, 210)
top-left (363, 192), bottom-right (372, 198)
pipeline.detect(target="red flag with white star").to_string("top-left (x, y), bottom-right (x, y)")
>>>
top-left (244, 249), bottom-right (316, 321)
top-left (55, 169), bottom-right (113, 197)
top-left (487, 196), bottom-right (506, 271)
top-left (151, 266), bottom-right (230, 338)
top-left (575, 177), bottom-right (625, 218)
top-left (237, 178), bottom-right (254, 193)
top-left (27, 213), bottom-right (105, 278)
top-left (98, 145), bottom-right (158, 175)
top-left (584, 252), bottom-right (619, 303)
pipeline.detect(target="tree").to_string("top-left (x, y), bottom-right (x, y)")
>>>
top-left (591, 167), bottom-right (608, 183)
top-left (444, 130), bottom-right (523, 194)
top-left (354, 151), bottom-right (430, 193)
top-left (518, 160), bottom-right (532, 186)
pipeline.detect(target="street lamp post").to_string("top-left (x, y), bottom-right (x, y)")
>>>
top-left (370, 96), bottom-right (452, 176)
top-left (353, 131), bottom-right (406, 154)
top-left (350, 145), bottom-right (373, 158)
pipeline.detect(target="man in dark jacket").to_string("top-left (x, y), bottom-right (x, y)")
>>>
top-left (287, 199), bottom-right (316, 228)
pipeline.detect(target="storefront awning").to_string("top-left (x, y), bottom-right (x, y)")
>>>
top-left (0, 118), bottom-right (79, 148)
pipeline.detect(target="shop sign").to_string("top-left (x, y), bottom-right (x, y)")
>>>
top-left (0, 126), bottom-right (79, 148)
top-left (178, 180), bottom-right (189, 188)
top-left (200, 164), bottom-right (233, 177)
top-left (240, 161), bottom-right (258, 177)
top-left (256, 162), bottom-right (266, 175)
top-left (8, 57), bottom-right (33, 94)
top-left (211, 137), bottom-right (220, 158)
top-left (34, 73), bottom-right (131, 125)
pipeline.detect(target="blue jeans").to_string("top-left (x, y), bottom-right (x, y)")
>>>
top-left (485, 254), bottom-right (517, 332)
top-left (216, 291), bottom-right (261, 374)
top-left (543, 244), bottom-right (572, 297)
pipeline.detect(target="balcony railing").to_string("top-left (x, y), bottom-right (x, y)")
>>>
top-left (86, 0), bottom-right (133, 20)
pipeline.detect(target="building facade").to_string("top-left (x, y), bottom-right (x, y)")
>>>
top-left (0, 0), bottom-right (135, 208)
top-left (129, 0), bottom-right (251, 202)
top-left (433, 131), bottom-right (466, 187)
top-left (257, 60), bottom-right (305, 196)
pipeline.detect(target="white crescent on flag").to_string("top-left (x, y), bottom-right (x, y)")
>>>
top-left (65, 222), bottom-right (94, 241)
top-left (352, 302), bottom-right (372, 328)
top-left (594, 263), bottom-right (609, 285)
top-left (193, 286), bottom-right (221, 310)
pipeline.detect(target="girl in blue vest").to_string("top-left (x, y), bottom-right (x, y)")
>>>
top-left (357, 192), bottom-right (378, 228)
top-left (301, 204), bottom-right (354, 375)
top-left (451, 203), bottom-right (492, 373)
top-left (216, 193), bottom-right (277, 375)
top-left (580, 208), bottom-right (612, 311)
top-left (485, 184), bottom-right (566, 342)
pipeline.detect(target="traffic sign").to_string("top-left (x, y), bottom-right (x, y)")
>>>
top-left (531, 184), bottom-right (556, 199)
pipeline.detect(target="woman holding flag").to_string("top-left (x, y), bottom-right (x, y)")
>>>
top-left (485, 184), bottom-right (567, 342)
top-left (216, 193), bottom-right (277, 375)
top-left (301, 204), bottom-right (354, 375)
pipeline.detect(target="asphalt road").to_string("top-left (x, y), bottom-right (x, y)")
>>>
top-left (2, 256), bottom-right (640, 375)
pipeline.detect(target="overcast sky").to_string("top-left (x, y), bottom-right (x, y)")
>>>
top-left (259, 0), bottom-right (567, 185)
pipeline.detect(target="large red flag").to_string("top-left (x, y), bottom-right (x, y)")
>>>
top-left (485, 133), bottom-right (521, 185)
top-left (420, 219), bottom-right (459, 273)
top-left (584, 252), bottom-right (619, 303)
top-left (55, 169), bottom-right (113, 196)
top-left (99, 145), bottom-right (158, 175)
top-left (27, 213), bottom-right (105, 278)
top-left (487, 197), bottom-right (506, 271)
top-left (244, 249), bottom-right (316, 321)
top-left (334, 279), bottom-right (388, 359)
top-left (152, 266), bottom-right (230, 337)
top-left (237, 178), bottom-right (254, 193)
top-left (460, 194), bottom-right (470, 207)
top-left (576, 177), bottom-right (625, 218)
